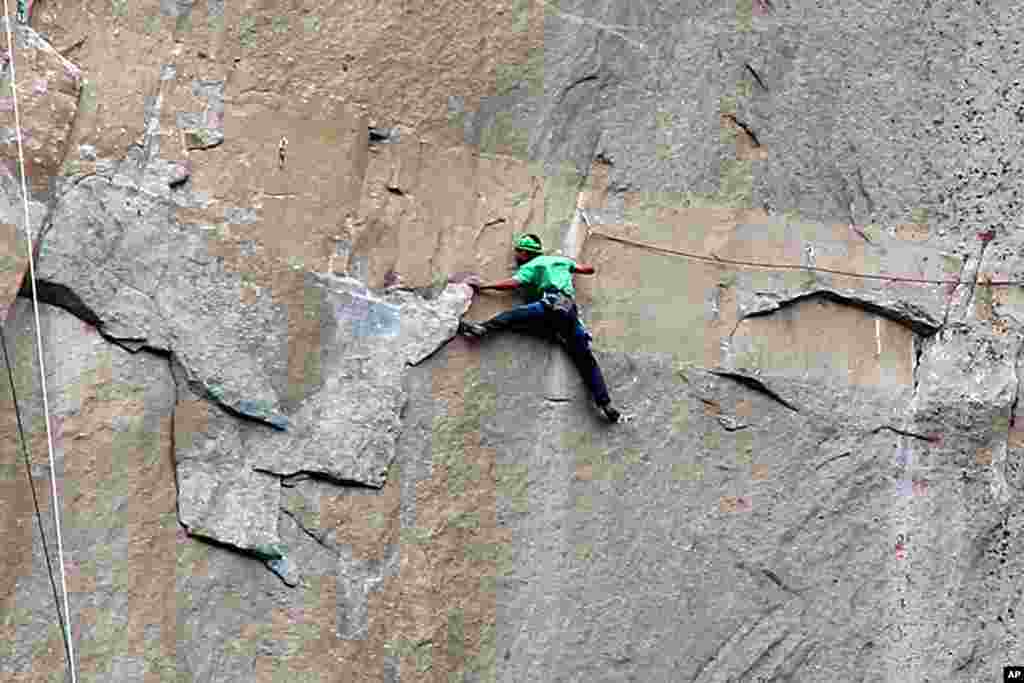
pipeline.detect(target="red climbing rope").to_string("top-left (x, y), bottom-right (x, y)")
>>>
top-left (588, 228), bottom-right (1019, 287)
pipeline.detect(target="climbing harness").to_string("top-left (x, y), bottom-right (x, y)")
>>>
top-left (541, 289), bottom-right (574, 315)
top-left (540, 289), bottom-right (595, 342)
top-left (0, 11), bottom-right (78, 682)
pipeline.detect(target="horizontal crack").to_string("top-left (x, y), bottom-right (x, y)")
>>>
top-left (741, 290), bottom-right (940, 337)
top-left (710, 370), bottom-right (800, 413)
top-left (871, 425), bottom-right (940, 442)
top-left (267, 468), bottom-right (384, 490)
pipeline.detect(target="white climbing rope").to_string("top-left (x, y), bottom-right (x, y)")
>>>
top-left (1, 12), bottom-right (78, 683)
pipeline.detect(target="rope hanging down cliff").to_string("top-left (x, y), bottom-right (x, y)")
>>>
top-left (1, 333), bottom-right (71, 671)
top-left (1, 12), bottom-right (78, 683)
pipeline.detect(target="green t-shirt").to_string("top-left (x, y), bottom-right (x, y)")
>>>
top-left (513, 255), bottom-right (576, 301)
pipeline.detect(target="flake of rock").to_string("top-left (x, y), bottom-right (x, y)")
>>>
top-left (34, 175), bottom-right (286, 424)
top-left (249, 274), bottom-right (472, 486)
top-left (38, 177), bottom-right (471, 546)
top-left (905, 324), bottom-right (1020, 455)
top-left (171, 357), bottom-right (283, 554)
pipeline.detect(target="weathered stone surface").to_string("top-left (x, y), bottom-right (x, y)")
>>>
top-left (35, 174), bottom-right (291, 426)
top-left (350, 135), bottom-right (546, 293)
top-left (0, 20), bottom-right (82, 198)
top-left (30, 158), bottom-right (472, 553)
top-left (178, 79), bottom-right (224, 150)
top-left (724, 295), bottom-right (917, 391)
top-left (7, 0), bottom-right (1024, 681)
top-left (0, 173), bottom-right (46, 324)
top-left (166, 271), bottom-right (468, 552)
top-left (1, 298), bottom-right (178, 681)
top-left (171, 355), bottom-right (282, 557)
top-left (248, 274), bottom-right (473, 486)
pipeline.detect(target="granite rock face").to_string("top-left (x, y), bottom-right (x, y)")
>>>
top-left (0, 171), bottom-right (46, 323)
top-left (0, 299), bottom-right (178, 681)
top-left (248, 273), bottom-right (472, 487)
top-left (30, 163), bottom-right (473, 556)
top-left (2, 1), bottom-right (1024, 682)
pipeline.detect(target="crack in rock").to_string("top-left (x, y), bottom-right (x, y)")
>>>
top-left (736, 560), bottom-right (804, 596)
top-left (274, 470), bottom-right (382, 491)
top-left (1010, 341), bottom-right (1022, 434)
top-left (740, 290), bottom-right (940, 338)
top-left (182, 527), bottom-right (283, 562)
top-left (280, 506), bottom-right (338, 557)
top-left (559, 72), bottom-right (600, 104)
top-left (871, 425), bottom-right (940, 443)
top-left (17, 277), bottom-right (103, 328)
top-left (745, 63), bottom-right (768, 93)
top-left (722, 113), bottom-right (761, 147)
top-left (913, 334), bottom-right (925, 395)
top-left (814, 451), bottom-right (852, 472)
top-left (709, 370), bottom-right (799, 413)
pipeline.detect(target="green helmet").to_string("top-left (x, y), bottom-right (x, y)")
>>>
top-left (514, 233), bottom-right (543, 254)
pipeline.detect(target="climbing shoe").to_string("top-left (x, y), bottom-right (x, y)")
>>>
top-left (459, 320), bottom-right (488, 338)
top-left (601, 404), bottom-right (621, 423)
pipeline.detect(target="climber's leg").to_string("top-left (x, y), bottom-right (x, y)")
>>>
top-left (460, 301), bottom-right (549, 338)
top-left (556, 312), bottom-right (618, 421)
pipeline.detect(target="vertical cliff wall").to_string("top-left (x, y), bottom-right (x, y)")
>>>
top-left (2, 1), bottom-right (1022, 681)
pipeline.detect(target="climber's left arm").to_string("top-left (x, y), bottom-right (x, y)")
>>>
top-left (473, 278), bottom-right (516, 290)
top-left (468, 277), bottom-right (521, 292)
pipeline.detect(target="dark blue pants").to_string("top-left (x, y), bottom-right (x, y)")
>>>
top-left (481, 298), bottom-right (612, 407)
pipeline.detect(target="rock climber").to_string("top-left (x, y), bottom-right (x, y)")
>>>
top-left (457, 233), bottom-right (622, 423)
